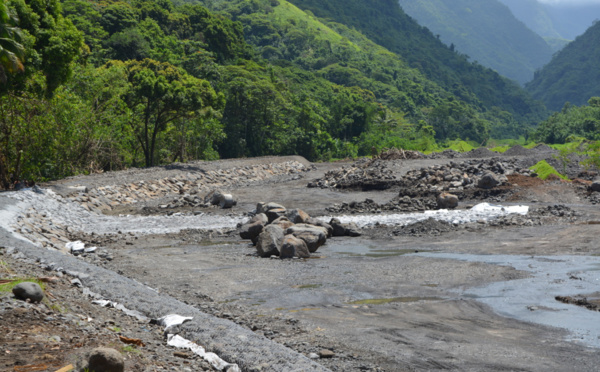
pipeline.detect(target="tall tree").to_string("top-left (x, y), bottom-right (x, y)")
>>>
top-left (0, 0), bottom-right (25, 83)
top-left (112, 59), bottom-right (224, 167)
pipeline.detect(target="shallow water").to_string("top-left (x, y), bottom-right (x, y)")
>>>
top-left (415, 252), bottom-right (600, 348)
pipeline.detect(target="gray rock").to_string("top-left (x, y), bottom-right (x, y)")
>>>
top-left (319, 349), bottom-right (335, 358)
top-left (280, 235), bottom-right (310, 259)
top-left (286, 209), bottom-right (310, 224)
top-left (250, 213), bottom-right (269, 225)
top-left (306, 218), bottom-right (333, 237)
top-left (257, 202), bottom-right (286, 214)
top-left (271, 216), bottom-right (294, 230)
top-left (239, 221), bottom-right (264, 242)
top-left (12, 282), bottom-right (44, 302)
top-left (437, 193), bottom-right (459, 209)
top-left (345, 222), bottom-right (361, 237)
top-left (591, 180), bottom-right (600, 192)
top-left (329, 218), bottom-right (347, 237)
top-left (256, 225), bottom-right (285, 257)
top-left (477, 173), bottom-right (500, 189)
top-left (266, 208), bottom-right (287, 223)
top-left (285, 224), bottom-right (327, 253)
top-left (218, 193), bottom-right (236, 209)
top-left (80, 347), bottom-right (125, 372)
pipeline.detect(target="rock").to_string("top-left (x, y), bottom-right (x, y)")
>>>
top-left (437, 193), bottom-right (459, 209)
top-left (329, 218), bottom-right (347, 237)
top-left (12, 282), bottom-right (44, 302)
top-left (218, 193), bottom-right (236, 209)
top-left (280, 235), bottom-right (310, 259)
top-left (285, 224), bottom-right (327, 253)
top-left (239, 221), bottom-right (264, 242)
top-left (205, 189), bottom-right (224, 205)
top-left (271, 216), bottom-right (295, 230)
top-left (250, 213), bottom-right (269, 225)
top-left (345, 222), bottom-right (361, 237)
top-left (266, 208), bottom-right (287, 223)
top-left (305, 218), bottom-right (333, 237)
top-left (257, 202), bottom-right (286, 214)
top-left (591, 180), bottom-right (600, 192)
top-left (318, 349), bottom-right (335, 358)
top-left (286, 209), bottom-right (310, 224)
top-left (477, 173), bottom-right (500, 189)
top-left (256, 225), bottom-right (285, 257)
top-left (80, 347), bottom-right (125, 372)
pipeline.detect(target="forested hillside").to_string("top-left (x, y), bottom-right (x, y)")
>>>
top-left (286, 0), bottom-right (547, 124)
top-left (499, 0), bottom-right (600, 50)
top-left (0, 0), bottom-right (547, 187)
top-left (397, 0), bottom-right (553, 85)
top-left (526, 20), bottom-right (600, 112)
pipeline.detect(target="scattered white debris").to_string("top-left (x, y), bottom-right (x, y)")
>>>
top-left (154, 314), bottom-right (193, 328)
top-left (167, 334), bottom-right (240, 372)
top-left (66, 240), bottom-right (85, 253)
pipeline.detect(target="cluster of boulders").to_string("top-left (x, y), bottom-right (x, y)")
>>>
top-left (66, 160), bottom-right (308, 212)
top-left (308, 158), bottom-right (396, 190)
top-left (160, 189), bottom-right (237, 209)
top-left (376, 148), bottom-right (423, 160)
top-left (239, 203), bottom-right (360, 259)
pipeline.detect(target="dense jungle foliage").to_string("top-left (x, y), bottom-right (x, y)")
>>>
top-left (526, 20), bottom-right (600, 112)
top-left (0, 0), bottom-right (549, 187)
top-left (397, 0), bottom-right (553, 85)
top-left (534, 97), bottom-right (600, 144)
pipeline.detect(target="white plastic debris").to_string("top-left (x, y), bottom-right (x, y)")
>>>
top-left (155, 314), bottom-right (193, 328)
top-left (167, 334), bottom-right (240, 372)
top-left (84, 246), bottom-right (97, 253)
top-left (66, 240), bottom-right (85, 252)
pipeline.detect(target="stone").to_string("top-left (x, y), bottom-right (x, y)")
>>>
top-left (12, 282), bottom-right (44, 303)
top-left (591, 180), bottom-right (600, 192)
top-left (250, 213), bottom-right (269, 225)
top-left (329, 218), bottom-right (347, 237)
top-left (306, 218), bottom-right (333, 237)
top-left (318, 349), bottom-right (335, 358)
top-left (437, 192), bottom-right (459, 209)
top-left (239, 221), bottom-right (264, 242)
top-left (271, 216), bottom-right (295, 230)
top-left (286, 209), bottom-right (310, 224)
top-left (280, 235), bottom-right (310, 259)
top-left (257, 202), bottom-right (286, 214)
top-left (345, 222), bottom-right (361, 237)
top-left (286, 224), bottom-right (327, 253)
top-left (81, 347), bottom-right (124, 372)
top-left (477, 173), bottom-right (500, 189)
top-left (266, 208), bottom-right (287, 223)
top-left (256, 225), bottom-right (285, 257)
top-left (218, 193), bottom-right (236, 209)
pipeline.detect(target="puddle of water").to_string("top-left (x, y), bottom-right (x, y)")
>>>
top-left (415, 252), bottom-right (600, 348)
top-left (326, 241), bottom-right (420, 257)
top-left (348, 297), bottom-right (442, 305)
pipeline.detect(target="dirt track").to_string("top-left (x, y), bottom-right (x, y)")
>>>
top-left (4, 151), bottom-right (600, 371)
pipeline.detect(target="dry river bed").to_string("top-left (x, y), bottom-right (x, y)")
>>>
top-left (3, 155), bottom-right (600, 371)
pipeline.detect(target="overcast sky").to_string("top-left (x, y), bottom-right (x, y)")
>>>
top-left (538, 0), bottom-right (600, 5)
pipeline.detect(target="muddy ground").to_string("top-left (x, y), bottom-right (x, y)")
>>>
top-left (3, 149), bottom-right (600, 371)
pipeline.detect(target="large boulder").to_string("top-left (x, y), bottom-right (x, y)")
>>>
top-left (285, 224), bottom-right (327, 253)
top-left (280, 235), bottom-right (310, 259)
top-left (266, 208), bottom-right (287, 223)
top-left (251, 213), bottom-right (269, 225)
top-left (437, 193), bottom-right (459, 209)
top-left (591, 179), bottom-right (600, 192)
top-left (286, 209), bottom-right (310, 224)
top-left (239, 221), bottom-right (264, 242)
top-left (257, 202), bottom-right (286, 214)
top-left (79, 347), bottom-right (124, 372)
top-left (271, 216), bottom-right (295, 230)
top-left (329, 218), bottom-right (361, 237)
top-left (205, 190), bottom-right (236, 209)
top-left (477, 173), bottom-right (500, 189)
top-left (12, 282), bottom-right (44, 303)
top-left (256, 225), bottom-right (285, 257)
top-left (305, 218), bottom-right (333, 237)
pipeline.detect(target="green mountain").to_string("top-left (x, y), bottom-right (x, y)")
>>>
top-left (499, 0), bottom-right (600, 49)
top-left (526, 20), bottom-right (600, 112)
top-left (397, 0), bottom-right (553, 85)
top-left (286, 0), bottom-right (546, 123)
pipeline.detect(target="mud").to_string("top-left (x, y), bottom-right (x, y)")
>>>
top-left (3, 152), bottom-right (600, 371)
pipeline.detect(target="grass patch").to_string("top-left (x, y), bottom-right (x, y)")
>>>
top-left (121, 345), bottom-right (140, 355)
top-left (0, 278), bottom-right (46, 293)
top-left (0, 260), bottom-right (13, 275)
top-left (490, 145), bottom-right (510, 153)
top-left (529, 160), bottom-right (569, 181)
top-left (445, 140), bottom-right (476, 153)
